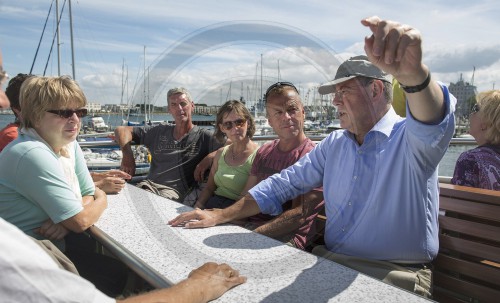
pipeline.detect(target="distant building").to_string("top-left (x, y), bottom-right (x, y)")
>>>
top-left (103, 103), bottom-right (131, 113)
top-left (449, 74), bottom-right (477, 118)
top-left (86, 102), bottom-right (102, 113)
top-left (194, 104), bottom-right (219, 115)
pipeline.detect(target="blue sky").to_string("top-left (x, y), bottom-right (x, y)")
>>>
top-left (1, 0), bottom-right (499, 107)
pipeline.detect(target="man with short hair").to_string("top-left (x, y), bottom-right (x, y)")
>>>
top-left (115, 87), bottom-right (223, 203)
top-left (238, 82), bottom-right (324, 250)
top-left (169, 16), bottom-right (456, 297)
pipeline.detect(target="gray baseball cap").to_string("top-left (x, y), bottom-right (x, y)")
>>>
top-left (318, 55), bottom-right (392, 95)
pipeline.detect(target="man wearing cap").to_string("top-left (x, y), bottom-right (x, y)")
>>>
top-left (168, 16), bottom-right (456, 297)
top-left (115, 87), bottom-right (223, 204)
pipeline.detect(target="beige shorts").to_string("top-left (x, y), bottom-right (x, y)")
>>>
top-left (312, 245), bottom-right (432, 298)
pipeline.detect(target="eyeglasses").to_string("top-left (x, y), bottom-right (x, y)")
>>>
top-left (333, 79), bottom-right (374, 100)
top-left (264, 81), bottom-right (299, 101)
top-left (471, 103), bottom-right (480, 114)
top-left (0, 68), bottom-right (8, 86)
top-left (333, 88), bottom-right (352, 100)
top-left (46, 108), bottom-right (88, 119)
top-left (222, 118), bottom-right (246, 130)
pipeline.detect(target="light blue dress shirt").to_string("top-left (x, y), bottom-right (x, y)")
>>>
top-left (250, 84), bottom-right (456, 262)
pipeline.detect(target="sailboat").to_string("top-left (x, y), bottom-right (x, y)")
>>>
top-left (30, 1), bottom-right (150, 174)
top-left (121, 46), bottom-right (164, 127)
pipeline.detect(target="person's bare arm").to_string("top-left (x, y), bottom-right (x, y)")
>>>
top-left (193, 149), bottom-right (222, 209)
top-left (114, 126), bottom-right (136, 175)
top-left (253, 190), bottom-right (323, 238)
top-left (168, 193), bottom-right (261, 228)
top-left (60, 187), bottom-right (107, 233)
top-left (194, 151), bottom-right (215, 182)
top-left (361, 16), bottom-right (445, 124)
top-left (94, 177), bottom-right (126, 195)
top-left (170, 168), bottom-right (263, 228)
top-left (91, 170), bottom-right (131, 182)
top-left (194, 139), bottom-right (232, 182)
top-left (118, 262), bottom-right (246, 303)
top-left (33, 219), bottom-right (70, 241)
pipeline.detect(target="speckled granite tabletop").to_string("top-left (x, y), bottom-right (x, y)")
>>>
top-left (93, 184), bottom-right (431, 302)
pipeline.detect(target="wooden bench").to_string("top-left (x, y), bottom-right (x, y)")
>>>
top-left (310, 183), bottom-right (500, 302)
top-left (433, 183), bottom-right (500, 303)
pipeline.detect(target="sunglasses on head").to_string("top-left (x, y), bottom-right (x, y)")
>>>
top-left (264, 81), bottom-right (299, 101)
top-left (471, 103), bottom-right (480, 114)
top-left (222, 118), bottom-right (246, 130)
top-left (46, 108), bottom-right (88, 119)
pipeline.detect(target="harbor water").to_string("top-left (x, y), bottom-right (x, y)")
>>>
top-left (0, 113), bottom-right (474, 177)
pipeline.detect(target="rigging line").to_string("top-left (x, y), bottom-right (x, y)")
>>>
top-left (43, 0), bottom-right (67, 76)
top-left (30, 0), bottom-right (55, 74)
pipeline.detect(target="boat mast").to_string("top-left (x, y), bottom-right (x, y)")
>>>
top-left (143, 45), bottom-right (148, 122)
top-left (260, 54), bottom-right (263, 101)
top-left (68, 0), bottom-right (76, 79)
top-left (56, 0), bottom-right (61, 76)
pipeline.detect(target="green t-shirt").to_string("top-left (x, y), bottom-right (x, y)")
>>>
top-left (214, 145), bottom-right (258, 200)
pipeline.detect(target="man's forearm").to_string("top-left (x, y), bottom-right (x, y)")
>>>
top-left (253, 207), bottom-right (302, 238)
top-left (400, 66), bottom-right (446, 124)
top-left (254, 191), bottom-right (323, 238)
top-left (119, 279), bottom-right (207, 303)
top-left (219, 194), bottom-right (261, 225)
top-left (114, 126), bottom-right (134, 149)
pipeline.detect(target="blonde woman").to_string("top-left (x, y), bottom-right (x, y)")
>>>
top-left (194, 100), bottom-right (259, 209)
top-left (452, 90), bottom-right (500, 190)
top-left (0, 76), bottom-right (128, 296)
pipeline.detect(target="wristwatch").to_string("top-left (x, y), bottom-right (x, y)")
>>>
top-left (400, 72), bottom-right (431, 93)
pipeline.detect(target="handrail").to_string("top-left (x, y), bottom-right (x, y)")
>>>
top-left (78, 136), bottom-right (474, 182)
top-left (78, 136), bottom-right (477, 148)
top-left (89, 226), bottom-right (172, 288)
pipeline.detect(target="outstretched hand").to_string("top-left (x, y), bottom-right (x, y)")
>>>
top-left (361, 16), bottom-right (427, 84)
top-left (168, 208), bottom-right (220, 228)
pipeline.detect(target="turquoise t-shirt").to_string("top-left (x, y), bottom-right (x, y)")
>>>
top-left (214, 145), bottom-right (258, 200)
top-left (0, 132), bottom-right (94, 239)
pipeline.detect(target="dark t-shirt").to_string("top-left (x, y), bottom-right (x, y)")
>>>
top-left (133, 124), bottom-right (223, 197)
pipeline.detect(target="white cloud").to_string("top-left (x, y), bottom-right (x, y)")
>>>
top-left (1, 0), bottom-right (499, 105)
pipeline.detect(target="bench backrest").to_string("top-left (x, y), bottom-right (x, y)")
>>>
top-left (433, 183), bottom-right (500, 303)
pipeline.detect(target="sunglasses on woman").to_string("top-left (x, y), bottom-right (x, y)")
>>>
top-left (222, 118), bottom-right (246, 130)
top-left (46, 108), bottom-right (88, 119)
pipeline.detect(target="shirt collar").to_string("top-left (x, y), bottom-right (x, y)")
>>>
top-left (369, 106), bottom-right (402, 138)
top-left (344, 106), bottom-right (403, 143)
